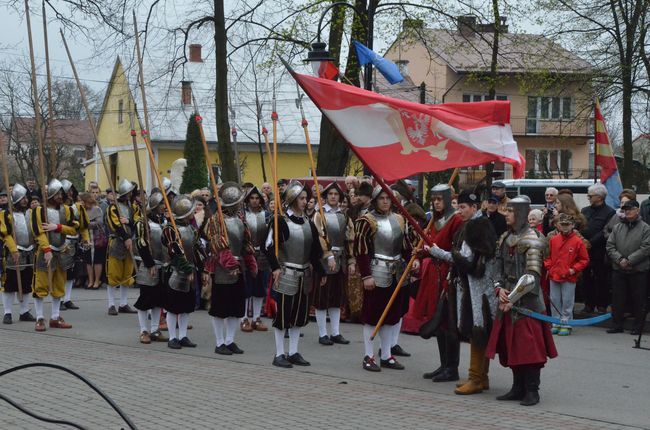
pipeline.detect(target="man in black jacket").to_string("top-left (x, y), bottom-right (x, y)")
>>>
top-left (580, 183), bottom-right (616, 314)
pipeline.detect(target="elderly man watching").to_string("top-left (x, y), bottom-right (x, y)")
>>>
top-left (605, 199), bottom-right (650, 335)
top-left (542, 187), bottom-right (559, 235)
top-left (580, 183), bottom-right (615, 314)
top-left (345, 176), bottom-right (360, 192)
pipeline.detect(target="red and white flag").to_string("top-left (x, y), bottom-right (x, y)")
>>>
top-left (293, 72), bottom-right (524, 180)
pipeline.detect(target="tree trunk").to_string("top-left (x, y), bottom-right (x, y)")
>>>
top-left (315, 1), bottom-right (354, 176)
top-left (214, 0), bottom-right (237, 182)
top-left (483, 0), bottom-right (501, 189)
top-left (621, 73), bottom-right (634, 187)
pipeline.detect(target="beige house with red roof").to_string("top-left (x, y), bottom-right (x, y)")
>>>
top-left (381, 16), bottom-right (595, 182)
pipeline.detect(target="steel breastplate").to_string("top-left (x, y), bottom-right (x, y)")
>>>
top-left (434, 211), bottom-right (455, 232)
top-left (116, 202), bottom-right (133, 237)
top-left (278, 216), bottom-right (312, 267)
top-left (321, 211), bottom-right (345, 274)
top-left (178, 225), bottom-right (196, 264)
top-left (148, 221), bottom-right (167, 263)
top-left (13, 210), bottom-right (33, 250)
top-left (245, 210), bottom-right (266, 248)
top-left (213, 216), bottom-right (245, 284)
top-left (372, 212), bottom-right (403, 259)
top-left (46, 206), bottom-right (66, 250)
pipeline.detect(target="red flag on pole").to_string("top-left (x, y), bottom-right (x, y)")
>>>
top-left (292, 72), bottom-right (524, 180)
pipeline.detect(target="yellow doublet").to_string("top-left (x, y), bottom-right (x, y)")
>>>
top-left (30, 205), bottom-right (78, 299)
top-left (106, 203), bottom-right (135, 287)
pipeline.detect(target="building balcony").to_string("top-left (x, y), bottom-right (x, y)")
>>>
top-left (510, 115), bottom-right (593, 138)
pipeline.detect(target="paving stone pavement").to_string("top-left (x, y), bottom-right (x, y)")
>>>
top-left (1, 288), bottom-right (649, 430)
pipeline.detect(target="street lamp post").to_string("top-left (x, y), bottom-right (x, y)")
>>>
top-left (305, 1), bottom-right (376, 90)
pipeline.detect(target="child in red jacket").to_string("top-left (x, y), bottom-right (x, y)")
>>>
top-left (544, 214), bottom-right (590, 336)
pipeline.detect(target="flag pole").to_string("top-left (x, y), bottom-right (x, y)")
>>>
top-left (370, 168), bottom-right (458, 340)
top-left (132, 11), bottom-right (184, 251)
top-left (0, 133), bottom-right (24, 302)
top-left (24, 0), bottom-right (52, 294)
top-left (295, 84), bottom-right (329, 242)
top-left (271, 90), bottom-right (280, 257)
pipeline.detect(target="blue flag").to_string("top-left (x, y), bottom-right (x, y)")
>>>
top-left (603, 170), bottom-right (623, 209)
top-left (353, 40), bottom-right (404, 85)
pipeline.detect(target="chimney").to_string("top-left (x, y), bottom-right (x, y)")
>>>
top-left (189, 44), bottom-right (203, 62)
top-left (395, 60), bottom-right (409, 76)
top-left (181, 81), bottom-right (192, 105)
top-left (457, 15), bottom-right (477, 37)
top-left (402, 18), bottom-right (424, 31)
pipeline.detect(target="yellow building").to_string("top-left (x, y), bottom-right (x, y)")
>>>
top-left (84, 58), bottom-right (326, 191)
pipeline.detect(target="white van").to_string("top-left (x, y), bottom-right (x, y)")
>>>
top-left (501, 179), bottom-right (598, 209)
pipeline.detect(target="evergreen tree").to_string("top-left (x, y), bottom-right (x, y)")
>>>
top-left (180, 113), bottom-right (208, 194)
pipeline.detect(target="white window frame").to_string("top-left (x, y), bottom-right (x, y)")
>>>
top-left (525, 148), bottom-right (573, 172)
top-left (462, 93), bottom-right (509, 102)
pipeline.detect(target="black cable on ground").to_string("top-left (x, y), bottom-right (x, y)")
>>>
top-left (0, 392), bottom-right (86, 429)
top-left (0, 362), bottom-right (138, 429)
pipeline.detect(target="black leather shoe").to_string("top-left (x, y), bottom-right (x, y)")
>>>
top-left (319, 335), bottom-right (334, 345)
top-left (287, 353), bottom-right (310, 366)
top-left (118, 305), bottom-right (137, 314)
top-left (380, 356), bottom-right (405, 370)
top-left (3, 314), bottom-right (12, 324)
top-left (214, 344), bottom-right (233, 355)
top-left (432, 367), bottom-right (459, 382)
top-left (63, 301), bottom-right (79, 310)
top-left (19, 311), bottom-right (36, 322)
top-left (363, 355), bottom-right (381, 372)
top-left (167, 338), bottom-right (182, 349)
top-left (330, 334), bottom-right (350, 344)
top-left (391, 344), bottom-right (411, 357)
top-left (59, 301), bottom-right (67, 311)
top-left (606, 327), bottom-right (623, 333)
top-left (520, 390), bottom-right (540, 406)
top-left (226, 342), bottom-right (244, 354)
top-left (272, 354), bottom-right (293, 368)
top-left (180, 337), bottom-right (197, 347)
top-left (423, 366), bottom-right (444, 379)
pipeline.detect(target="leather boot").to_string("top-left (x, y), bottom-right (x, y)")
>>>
top-left (520, 368), bottom-right (541, 406)
top-left (454, 344), bottom-right (484, 395)
top-left (496, 368), bottom-right (525, 401)
top-left (424, 333), bottom-right (449, 379)
top-left (481, 357), bottom-right (490, 390)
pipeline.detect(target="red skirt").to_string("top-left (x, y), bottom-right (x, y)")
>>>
top-left (486, 312), bottom-right (558, 368)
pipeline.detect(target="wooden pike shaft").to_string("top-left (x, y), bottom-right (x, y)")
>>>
top-left (271, 106), bottom-right (279, 258)
top-left (24, 0), bottom-right (52, 294)
top-left (0, 133), bottom-right (23, 301)
top-left (132, 11), bottom-right (178, 234)
top-left (42, 1), bottom-right (56, 176)
top-left (370, 168), bottom-right (459, 340)
top-left (128, 109), bottom-right (149, 241)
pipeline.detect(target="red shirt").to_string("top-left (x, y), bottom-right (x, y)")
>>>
top-left (543, 231), bottom-right (590, 283)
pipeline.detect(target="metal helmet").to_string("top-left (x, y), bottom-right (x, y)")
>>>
top-left (219, 181), bottom-right (245, 209)
top-left (161, 177), bottom-right (177, 197)
top-left (282, 181), bottom-right (307, 207)
top-left (430, 183), bottom-right (454, 216)
top-left (147, 188), bottom-right (165, 212)
top-left (11, 183), bottom-right (28, 205)
top-left (507, 195), bottom-right (531, 233)
top-left (117, 178), bottom-right (136, 198)
top-left (245, 185), bottom-right (263, 203)
top-left (47, 179), bottom-right (63, 200)
top-left (371, 185), bottom-right (385, 202)
top-left (171, 194), bottom-right (196, 220)
top-left (61, 179), bottom-right (73, 193)
top-left (321, 182), bottom-right (343, 201)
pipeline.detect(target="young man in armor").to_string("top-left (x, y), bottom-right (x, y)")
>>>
top-left (264, 181), bottom-right (333, 368)
top-left (486, 196), bottom-right (558, 406)
top-left (1, 183), bottom-right (36, 324)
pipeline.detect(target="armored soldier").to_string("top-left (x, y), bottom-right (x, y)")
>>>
top-left (414, 184), bottom-right (464, 383)
top-left (311, 182), bottom-right (354, 346)
top-left (426, 190), bottom-right (499, 395)
top-left (354, 185), bottom-right (415, 372)
top-left (1, 183), bottom-right (36, 324)
top-left (133, 189), bottom-right (169, 344)
top-left (204, 182), bottom-right (258, 355)
top-left (163, 195), bottom-right (202, 349)
top-left (486, 196), bottom-right (557, 406)
top-left (162, 177), bottom-right (177, 199)
top-left (59, 179), bottom-right (89, 311)
top-left (241, 186), bottom-right (270, 332)
top-left (264, 181), bottom-right (332, 368)
top-left (105, 178), bottom-right (138, 315)
top-left (30, 179), bottom-right (78, 331)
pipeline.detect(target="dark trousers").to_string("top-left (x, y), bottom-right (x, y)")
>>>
top-left (584, 262), bottom-right (611, 309)
top-left (436, 330), bottom-right (460, 370)
top-left (611, 270), bottom-right (648, 330)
